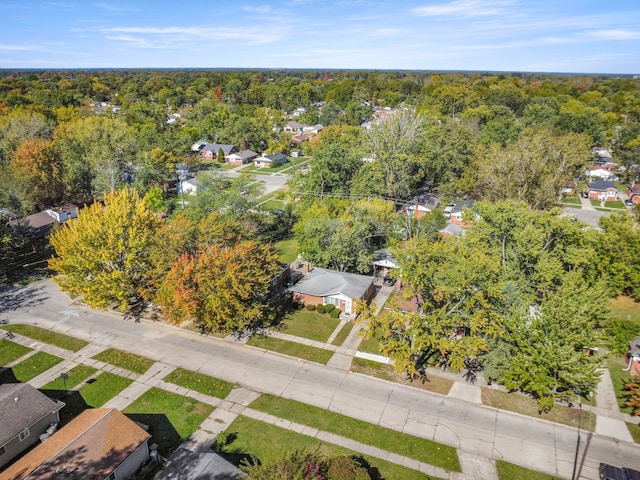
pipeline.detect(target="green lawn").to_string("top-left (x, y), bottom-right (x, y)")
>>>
top-left (591, 199), bottom-right (625, 209)
top-left (0, 352), bottom-right (63, 384)
top-left (560, 196), bottom-right (581, 205)
top-left (0, 324), bottom-right (88, 352)
top-left (41, 364), bottom-right (98, 391)
top-left (331, 321), bottom-right (354, 346)
top-left (0, 339), bottom-right (32, 366)
top-left (124, 387), bottom-right (214, 456)
top-left (259, 199), bottom-right (288, 211)
top-left (79, 371), bottom-right (133, 407)
top-left (481, 388), bottom-right (595, 429)
top-left (91, 348), bottom-right (154, 375)
top-left (247, 335), bottom-right (333, 364)
top-left (273, 238), bottom-right (298, 263)
top-left (218, 416), bottom-right (442, 480)
top-left (249, 394), bottom-right (461, 472)
top-left (163, 367), bottom-right (234, 399)
top-left (278, 309), bottom-right (340, 343)
top-left (496, 460), bottom-right (562, 480)
top-left (244, 157), bottom-right (307, 173)
top-left (607, 357), bottom-right (635, 415)
top-left (357, 330), bottom-right (383, 355)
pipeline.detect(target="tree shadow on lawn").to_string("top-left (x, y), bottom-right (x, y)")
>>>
top-left (0, 283), bottom-right (48, 314)
top-left (125, 413), bottom-right (182, 458)
top-left (0, 366), bottom-right (19, 385)
top-left (40, 389), bottom-right (92, 425)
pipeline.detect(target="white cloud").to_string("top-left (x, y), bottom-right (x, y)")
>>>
top-left (0, 44), bottom-right (38, 51)
top-left (99, 26), bottom-right (280, 45)
top-left (412, 0), bottom-right (513, 17)
top-left (242, 5), bottom-right (272, 13)
top-left (587, 29), bottom-right (640, 41)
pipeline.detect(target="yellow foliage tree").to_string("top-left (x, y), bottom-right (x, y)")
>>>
top-left (49, 188), bottom-right (159, 311)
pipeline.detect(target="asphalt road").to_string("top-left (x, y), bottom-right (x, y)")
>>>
top-left (1, 279), bottom-right (639, 480)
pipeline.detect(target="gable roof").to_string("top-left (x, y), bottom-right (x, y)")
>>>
top-left (227, 149), bottom-right (258, 160)
top-left (3, 408), bottom-right (150, 479)
top-left (372, 249), bottom-right (398, 268)
top-left (289, 267), bottom-right (373, 299)
top-left (0, 384), bottom-right (64, 447)
top-left (451, 200), bottom-right (475, 215)
top-left (587, 180), bottom-right (617, 191)
top-left (202, 143), bottom-right (236, 155)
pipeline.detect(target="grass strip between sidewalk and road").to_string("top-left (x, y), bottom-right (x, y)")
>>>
top-left (0, 324), bottom-right (88, 352)
top-left (124, 387), bottom-right (214, 457)
top-left (0, 352), bottom-right (63, 383)
top-left (350, 358), bottom-right (454, 396)
top-left (91, 347), bottom-right (154, 374)
top-left (496, 460), bottom-right (562, 480)
top-left (163, 367), bottom-right (234, 399)
top-left (481, 388), bottom-right (595, 429)
top-left (248, 393), bottom-right (461, 472)
top-left (219, 415), bottom-right (443, 480)
top-left (41, 364), bottom-right (98, 391)
top-left (0, 339), bottom-right (32, 366)
top-left (247, 335), bottom-right (333, 364)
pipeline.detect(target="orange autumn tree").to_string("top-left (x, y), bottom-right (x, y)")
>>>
top-left (155, 240), bottom-right (280, 333)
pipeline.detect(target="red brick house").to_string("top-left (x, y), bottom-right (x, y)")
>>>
top-left (288, 266), bottom-right (375, 319)
top-left (587, 180), bottom-right (618, 202)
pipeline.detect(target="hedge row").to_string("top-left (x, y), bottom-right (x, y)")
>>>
top-left (305, 304), bottom-right (341, 318)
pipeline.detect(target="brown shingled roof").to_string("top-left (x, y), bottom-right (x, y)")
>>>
top-left (2, 408), bottom-right (150, 480)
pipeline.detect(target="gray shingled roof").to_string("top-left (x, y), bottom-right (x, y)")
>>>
top-left (0, 383), bottom-right (64, 446)
top-left (587, 180), bottom-right (617, 191)
top-left (451, 200), bottom-right (475, 215)
top-left (288, 267), bottom-right (373, 299)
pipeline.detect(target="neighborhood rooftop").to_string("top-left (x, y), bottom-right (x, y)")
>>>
top-left (288, 267), bottom-right (373, 299)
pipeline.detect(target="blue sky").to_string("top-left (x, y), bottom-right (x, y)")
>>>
top-left (1, 1), bottom-right (639, 73)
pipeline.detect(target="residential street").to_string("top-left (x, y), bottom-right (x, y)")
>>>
top-left (1, 278), bottom-right (639, 480)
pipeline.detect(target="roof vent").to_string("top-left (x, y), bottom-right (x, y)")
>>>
top-left (14, 395), bottom-right (19, 402)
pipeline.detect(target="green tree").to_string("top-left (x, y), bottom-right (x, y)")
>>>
top-left (500, 272), bottom-right (606, 411)
top-left (364, 235), bottom-right (504, 378)
top-left (598, 212), bottom-right (640, 299)
top-left (49, 188), bottom-right (159, 311)
top-left (475, 127), bottom-right (591, 209)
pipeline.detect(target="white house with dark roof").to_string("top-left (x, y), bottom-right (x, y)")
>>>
top-left (0, 383), bottom-right (65, 469)
top-left (288, 266), bottom-right (375, 318)
top-left (254, 152), bottom-right (288, 168)
top-left (226, 149), bottom-right (258, 165)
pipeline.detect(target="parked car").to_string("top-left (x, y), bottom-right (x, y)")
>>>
top-left (599, 463), bottom-right (640, 480)
top-left (600, 463), bottom-right (627, 480)
top-left (625, 199), bottom-right (634, 206)
top-left (383, 276), bottom-right (396, 286)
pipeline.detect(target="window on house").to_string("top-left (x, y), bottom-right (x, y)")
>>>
top-left (19, 428), bottom-right (29, 441)
top-left (325, 297), bottom-right (340, 307)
